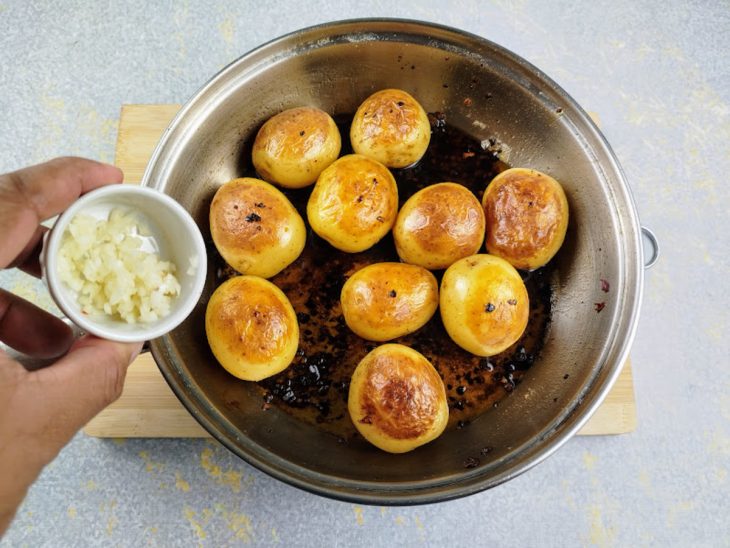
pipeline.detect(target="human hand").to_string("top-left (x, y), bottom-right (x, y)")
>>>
top-left (0, 158), bottom-right (143, 535)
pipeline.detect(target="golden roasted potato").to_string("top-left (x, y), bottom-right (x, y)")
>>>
top-left (350, 89), bottom-right (431, 168)
top-left (307, 154), bottom-right (398, 253)
top-left (341, 262), bottom-right (438, 341)
top-left (482, 167), bottom-right (569, 270)
top-left (210, 177), bottom-right (306, 279)
top-left (348, 344), bottom-right (448, 453)
top-left (440, 254), bottom-right (529, 357)
top-left (252, 106), bottom-right (341, 189)
top-left (393, 182), bottom-right (485, 270)
top-left (206, 275), bottom-right (299, 381)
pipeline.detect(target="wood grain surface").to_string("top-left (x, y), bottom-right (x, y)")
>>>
top-left (84, 104), bottom-right (636, 438)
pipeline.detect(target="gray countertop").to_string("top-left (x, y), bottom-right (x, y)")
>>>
top-left (1, 1), bottom-right (728, 546)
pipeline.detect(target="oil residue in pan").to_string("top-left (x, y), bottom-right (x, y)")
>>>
top-left (214, 113), bottom-right (554, 440)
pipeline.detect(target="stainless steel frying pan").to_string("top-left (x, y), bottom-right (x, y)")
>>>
top-left (142, 19), bottom-right (649, 504)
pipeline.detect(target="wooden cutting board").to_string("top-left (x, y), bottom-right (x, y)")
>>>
top-left (83, 105), bottom-right (637, 438)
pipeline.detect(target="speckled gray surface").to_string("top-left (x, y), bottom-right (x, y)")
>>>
top-left (1, 1), bottom-right (729, 546)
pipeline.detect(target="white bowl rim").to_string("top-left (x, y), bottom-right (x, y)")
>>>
top-left (43, 184), bottom-right (207, 343)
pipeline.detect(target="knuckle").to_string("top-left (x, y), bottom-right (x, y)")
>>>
top-left (6, 171), bottom-right (28, 204)
top-left (101, 363), bottom-right (126, 406)
top-left (100, 348), bottom-right (129, 406)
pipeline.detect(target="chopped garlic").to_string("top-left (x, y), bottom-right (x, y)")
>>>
top-left (187, 255), bottom-right (199, 276)
top-left (57, 208), bottom-right (181, 324)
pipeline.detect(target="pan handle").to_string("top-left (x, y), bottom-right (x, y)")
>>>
top-left (641, 226), bottom-right (660, 269)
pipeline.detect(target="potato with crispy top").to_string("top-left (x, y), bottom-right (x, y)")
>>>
top-left (307, 154), bottom-right (398, 253)
top-left (252, 106), bottom-right (341, 189)
top-left (350, 89), bottom-right (431, 168)
top-left (210, 178), bottom-right (305, 279)
top-left (341, 262), bottom-right (438, 341)
top-left (440, 254), bottom-right (529, 357)
top-left (348, 344), bottom-right (448, 453)
top-left (482, 167), bottom-right (569, 270)
top-left (206, 276), bottom-right (299, 381)
top-left (393, 182), bottom-right (485, 270)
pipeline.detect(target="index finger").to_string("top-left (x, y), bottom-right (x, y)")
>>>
top-left (0, 157), bottom-right (123, 269)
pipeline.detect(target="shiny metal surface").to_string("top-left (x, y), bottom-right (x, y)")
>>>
top-left (641, 226), bottom-right (660, 269)
top-left (143, 19), bottom-right (644, 504)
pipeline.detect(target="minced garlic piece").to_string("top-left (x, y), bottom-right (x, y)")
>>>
top-left (57, 208), bottom-right (181, 324)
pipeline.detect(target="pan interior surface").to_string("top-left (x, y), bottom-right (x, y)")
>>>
top-left (146, 19), bottom-right (642, 503)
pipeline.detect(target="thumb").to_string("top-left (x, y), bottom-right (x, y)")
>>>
top-left (25, 336), bottom-right (142, 457)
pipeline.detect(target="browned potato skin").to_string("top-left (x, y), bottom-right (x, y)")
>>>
top-left (482, 167), bottom-right (569, 270)
top-left (252, 107), bottom-right (341, 189)
top-left (393, 182), bottom-right (485, 270)
top-left (350, 89), bottom-right (431, 168)
top-left (440, 254), bottom-right (529, 357)
top-left (210, 178), bottom-right (306, 279)
top-left (348, 344), bottom-right (449, 453)
top-left (307, 154), bottom-right (399, 253)
top-left (206, 276), bottom-right (299, 381)
top-left (340, 262), bottom-right (438, 342)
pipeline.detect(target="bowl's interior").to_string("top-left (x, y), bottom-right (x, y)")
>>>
top-left (46, 186), bottom-right (207, 342)
top-left (146, 20), bottom-right (641, 503)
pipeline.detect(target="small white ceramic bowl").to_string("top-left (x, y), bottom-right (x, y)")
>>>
top-left (42, 184), bottom-right (207, 343)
